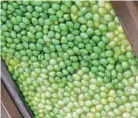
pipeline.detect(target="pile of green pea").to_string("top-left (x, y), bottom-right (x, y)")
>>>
top-left (1, 1), bottom-right (138, 118)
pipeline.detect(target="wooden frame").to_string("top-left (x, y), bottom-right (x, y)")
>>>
top-left (1, 83), bottom-right (22, 118)
top-left (112, 1), bottom-right (138, 57)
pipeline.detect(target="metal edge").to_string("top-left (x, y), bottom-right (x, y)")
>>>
top-left (1, 60), bottom-right (33, 118)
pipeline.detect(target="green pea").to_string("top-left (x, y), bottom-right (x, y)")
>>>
top-left (130, 66), bottom-right (138, 75)
top-left (85, 12), bottom-right (93, 20)
top-left (56, 10), bottom-right (63, 18)
top-left (61, 5), bottom-right (69, 13)
top-left (115, 64), bottom-right (123, 72)
top-left (100, 58), bottom-right (108, 66)
top-left (92, 35), bottom-right (100, 42)
top-left (38, 18), bottom-right (45, 26)
top-left (11, 17), bottom-right (17, 25)
top-left (81, 33), bottom-right (88, 39)
top-left (92, 5), bottom-right (99, 13)
top-left (101, 36), bottom-right (109, 43)
top-left (36, 43), bottom-right (43, 51)
top-left (35, 32), bottom-right (43, 39)
top-left (99, 24), bottom-right (107, 32)
top-left (106, 32), bottom-right (115, 40)
top-left (98, 8), bottom-right (107, 16)
top-left (105, 50), bottom-right (114, 57)
top-left (93, 14), bottom-right (100, 21)
top-left (98, 66), bottom-right (105, 72)
top-left (108, 22), bottom-right (116, 30)
top-left (67, 42), bottom-right (74, 48)
top-left (93, 47), bottom-right (101, 53)
top-left (129, 59), bottom-right (137, 66)
top-left (119, 55), bottom-right (127, 62)
top-left (79, 7), bottom-right (88, 15)
top-left (80, 49), bottom-right (88, 55)
top-left (104, 14), bottom-right (113, 22)
top-left (107, 64), bottom-right (114, 70)
top-left (22, 17), bottom-right (30, 25)
top-left (51, 3), bottom-right (60, 11)
top-left (89, 40), bottom-right (96, 46)
top-left (87, 20), bottom-right (94, 28)
top-left (72, 62), bottom-right (79, 70)
top-left (31, 17), bottom-right (38, 25)
top-left (126, 51), bottom-right (134, 59)
top-left (111, 70), bottom-right (117, 78)
top-left (78, 17), bottom-right (87, 24)
top-left (59, 23), bottom-right (68, 31)
top-left (27, 5), bottom-right (33, 12)
top-left (104, 70), bottom-right (111, 78)
top-left (98, 41), bottom-right (105, 49)
top-left (35, 6), bottom-right (43, 12)
top-left (122, 62), bottom-right (129, 70)
top-left (2, 2), bottom-right (8, 10)
top-left (48, 31), bottom-right (54, 38)
top-left (42, 3), bottom-right (50, 10)
top-left (86, 28), bottom-right (94, 35)
top-left (14, 25), bottom-right (21, 32)
top-left (16, 44), bottom-right (23, 50)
